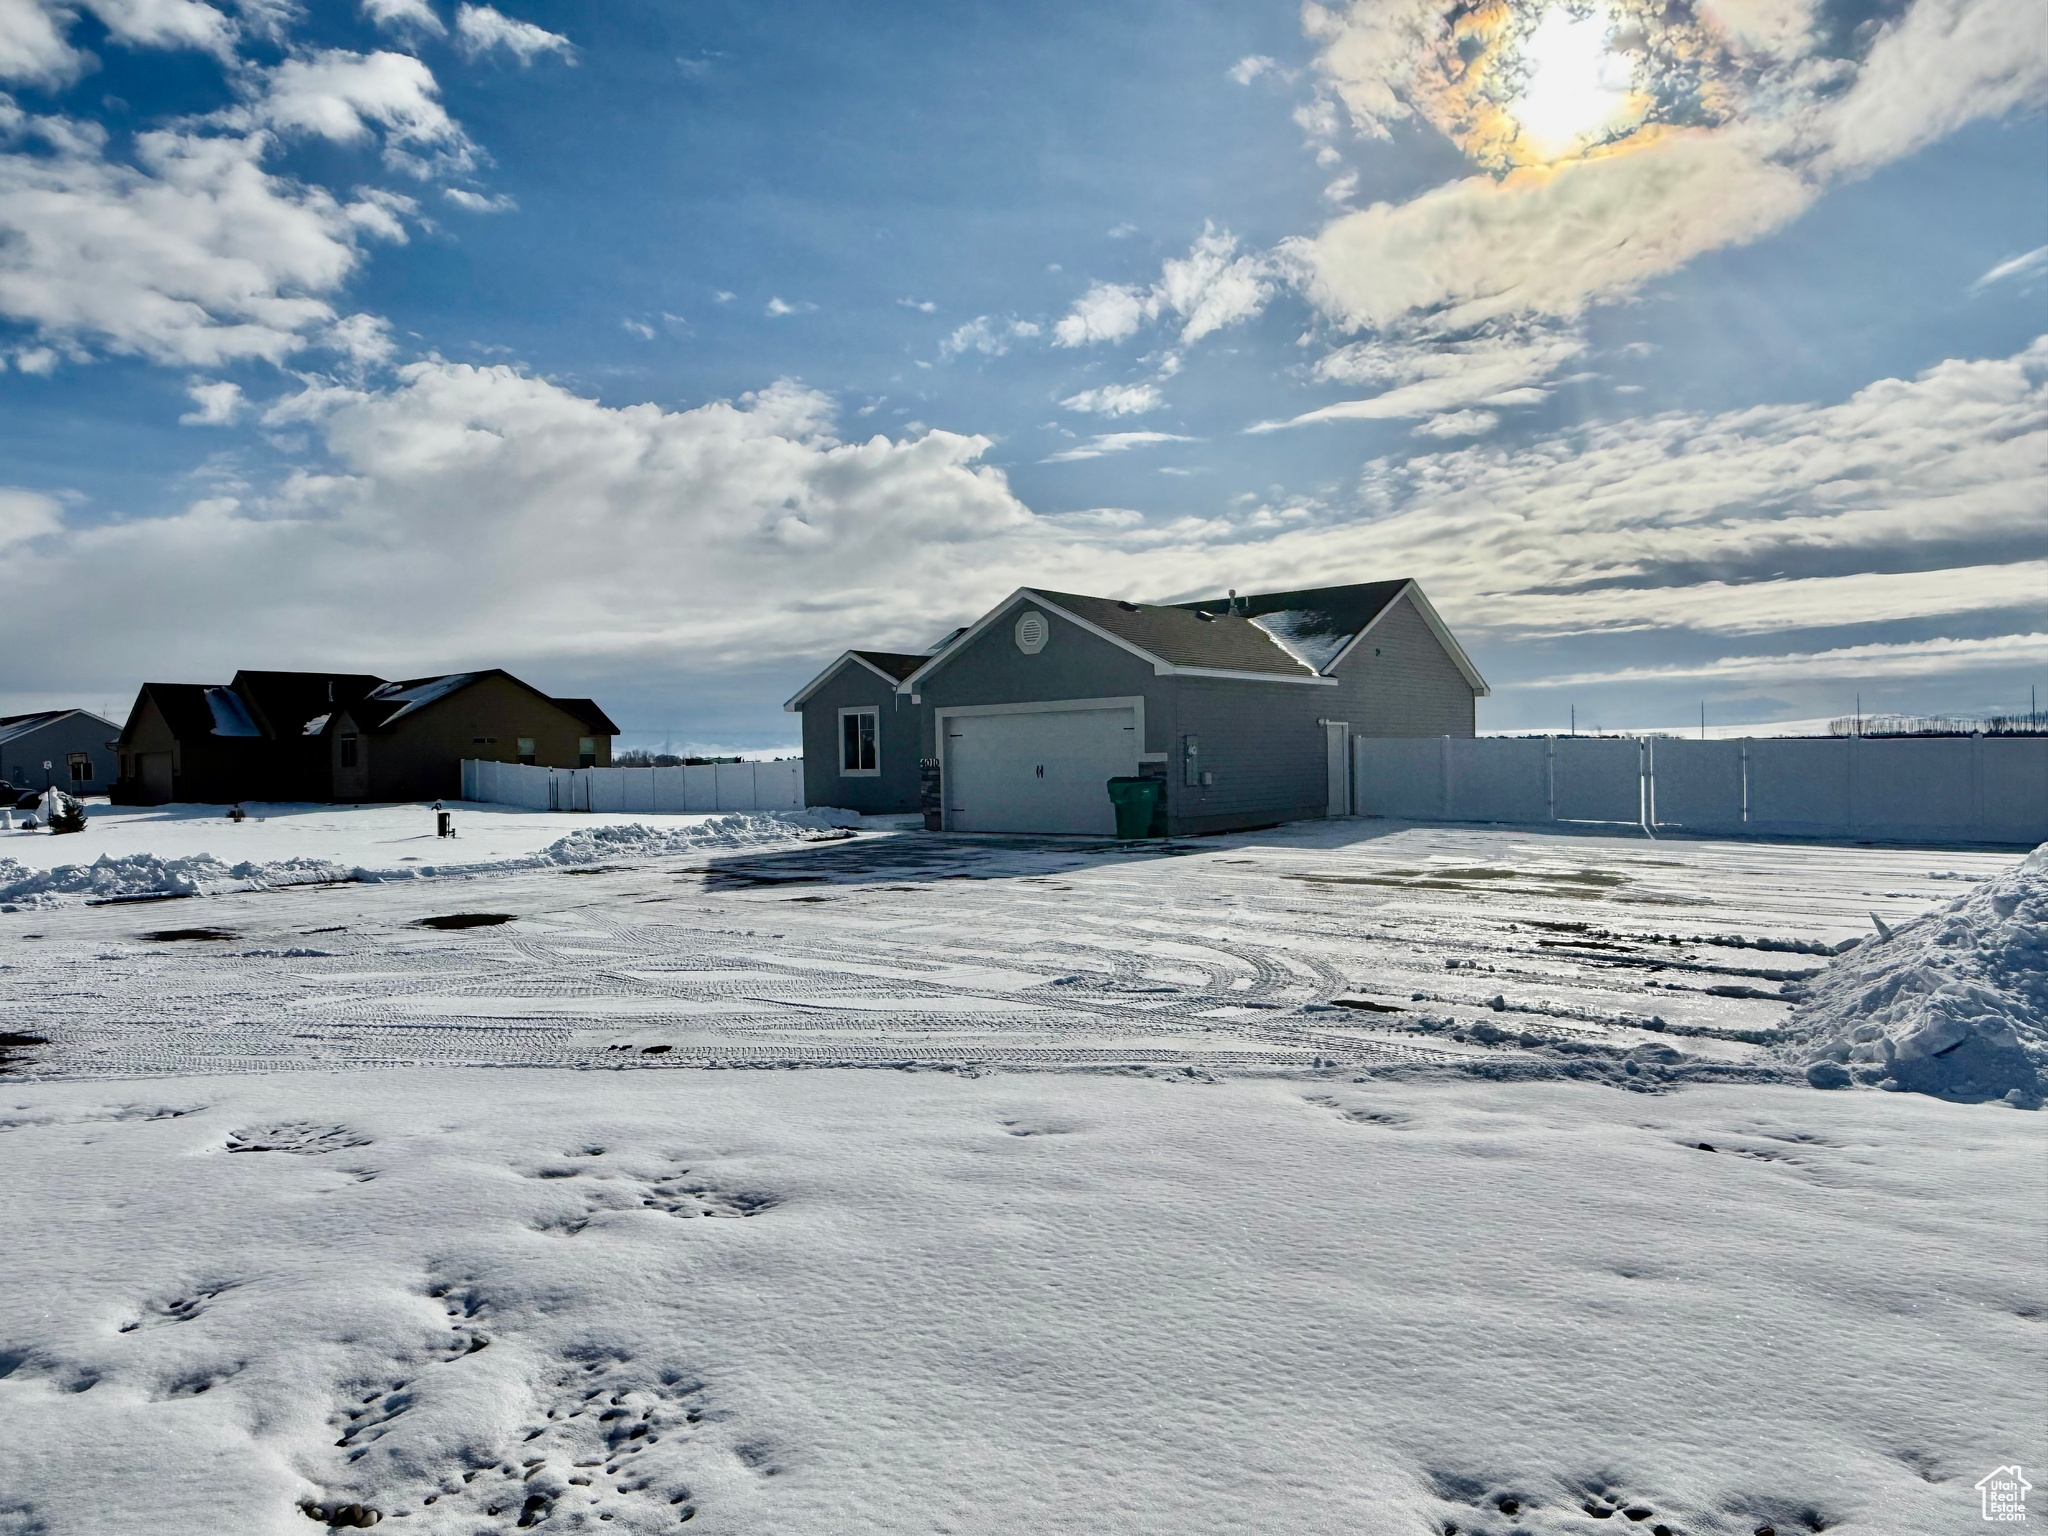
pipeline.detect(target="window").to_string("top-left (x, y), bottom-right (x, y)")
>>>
top-left (68, 754), bottom-right (92, 783)
top-left (338, 735), bottom-right (359, 769)
top-left (839, 708), bottom-right (879, 775)
top-left (517, 736), bottom-right (537, 765)
top-left (578, 737), bottom-right (596, 768)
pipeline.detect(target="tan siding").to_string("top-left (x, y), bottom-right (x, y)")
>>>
top-left (370, 676), bottom-right (612, 801)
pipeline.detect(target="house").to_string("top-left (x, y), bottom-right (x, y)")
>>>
top-left (112, 669), bottom-right (617, 805)
top-left (785, 578), bottom-right (1487, 835)
top-left (0, 710), bottom-right (122, 796)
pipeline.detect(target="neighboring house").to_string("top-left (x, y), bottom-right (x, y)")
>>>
top-left (0, 710), bottom-right (122, 796)
top-left (785, 578), bottom-right (1487, 835)
top-left (112, 669), bottom-right (617, 805)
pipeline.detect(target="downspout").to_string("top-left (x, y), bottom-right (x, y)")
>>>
top-left (1638, 737), bottom-right (1657, 840)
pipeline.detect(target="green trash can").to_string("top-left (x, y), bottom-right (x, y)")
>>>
top-left (1106, 776), bottom-right (1165, 840)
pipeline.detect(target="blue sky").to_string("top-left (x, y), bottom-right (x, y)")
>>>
top-left (1, 0), bottom-right (2043, 750)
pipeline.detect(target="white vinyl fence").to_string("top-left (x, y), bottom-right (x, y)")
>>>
top-left (1354, 734), bottom-right (2048, 846)
top-left (462, 758), bottom-right (803, 814)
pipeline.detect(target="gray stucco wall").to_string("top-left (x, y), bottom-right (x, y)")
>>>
top-left (798, 662), bottom-right (922, 812)
top-left (1320, 593), bottom-right (1477, 737)
top-left (2, 714), bottom-right (119, 794)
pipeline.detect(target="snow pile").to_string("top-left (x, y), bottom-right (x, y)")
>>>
top-left (534, 808), bottom-right (859, 866)
top-left (0, 851), bottom-right (351, 908)
top-left (0, 811), bottom-right (861, 909)
top-left (1782, 843), bottom-right (2047, 1105)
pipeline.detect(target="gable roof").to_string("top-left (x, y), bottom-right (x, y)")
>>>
top-left (120, 683), bottom-right (238, 745)
top-left (551, 697), bottom-right (620, 735)
top-left (782, 649), bottom-right (932, 711)
top-left (0, 709), bottom-right (119, 748)
top-left (895, 587), bottom-right (1335, 693)
top-left (1032, 590), bottom-right (1320, 677)
top-left (232, 671), bottom-right (387, 739)
top-left (1176, 579), bottom-right (1490, 695)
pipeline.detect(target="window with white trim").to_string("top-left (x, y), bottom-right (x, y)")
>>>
top-left (839, 707), bottom-right (879, 775)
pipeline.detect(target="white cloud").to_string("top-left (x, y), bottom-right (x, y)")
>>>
top-left (1811, 0), bottom-right (2048, 176)
top-left (940, 315), bottom-right (1038, 358)
top-left (12, 343), bottom-right (2045, 704)
top-left (1058, 382), bottom-right (1164, 416)
top-left (0, 486), bottom-right (63, 549)
top-left (1509, 561), bottom-right (2048, 640)
top-left (1250, 324), bottom-right (1584, 432)
top-left (1041, 431), bottom-right (1196, 463)
top-left (179, 377), bottom-right (244, 424)
top-left (896, 297), bottom-right (935, 312)
top-left (1228, 55), bottom-right (1277, 85)
top-left (443, 186), bottom-right (514, 212)
top-left (454, 4), bottom-right (572, 64)
top-left (1412, 409), bottom-right (1498, 438)
top-left (765, 296), bottom-right (815, 317)
top-left (0, 110), bottom-right (408, 367)
top-left (83, 0), bottom-right (236, 57)
top-left (1053, 226), bottom-right (1274, 347)
top-left (620, 318), bottom-right (653, 340)
top-left (1973, 245), bottom-right (2048, 293)
top-left (1196, 338), bottom-right (2048, 651)
top-left (361, 0), bottom-right (444, 35)
top-left (1051, 283), bottom-right (1149, 347)
top-left (225, 49), bottom-right (476, 177)
top-left (1, 366), bottom-right (1049, 681)
top-left (1529, 632), bottom-right (2048, 689)
top-left (0, 0), bottom-right (89, 86)
top-left (1290, 0), bottom-right (2048, 340)
top-left (1105, 221), bottom-right (1137, 239)
top-left (1294, 128), bottom-right (1811, 333)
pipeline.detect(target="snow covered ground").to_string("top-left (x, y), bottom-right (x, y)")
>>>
top-left (2, 1072), bottom-right (2040, 1536)
top-left (0, 817), bottom-right (2023, 1081)
top-left (2, 817), bottom-right (2040, 1534)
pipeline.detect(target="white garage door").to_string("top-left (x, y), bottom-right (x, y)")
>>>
top-left (944, 706), bottom-right (1139, 834)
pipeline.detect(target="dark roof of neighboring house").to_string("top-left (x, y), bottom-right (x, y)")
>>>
top-left (351, 671), bottom-right (492, 731)
top-left (552, 698), bottom-right (621, 735)
top-left (232, 671), bottom-right (388, 739)
top-left (849, 650), bottom-right (928, 682)
top-left (1030, 589), bottom-right (1318, 677)
top-left (116, 683), bottom-right (274, 742)
top-left (1174, 580), bottom-right (1412, 674)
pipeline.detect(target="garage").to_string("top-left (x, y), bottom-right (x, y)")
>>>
top-left (941, 702), bottom-right (1139, 834)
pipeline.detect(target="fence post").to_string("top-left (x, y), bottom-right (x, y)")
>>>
top-left (1545, 737), bottom-right (1555, 820)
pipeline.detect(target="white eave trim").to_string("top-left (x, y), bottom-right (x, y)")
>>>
top-left (783, 650), bottom-right (907, 712)
top-left (1167, 665), bottom-right (1337, 686)
top-left (1327, 581), bottom-right (1491, 697)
